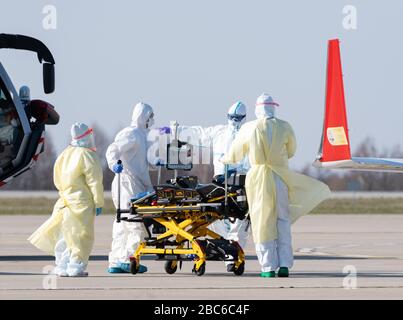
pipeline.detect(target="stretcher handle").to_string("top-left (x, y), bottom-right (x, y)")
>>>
top-left (172, 120), bottom-right (179, 179)
top-left (116, 159), bottom-right (122, 223)
top-left (224, 164), bottom-right (228, 207)
top-left (157, 165), bottom-right (162, 185)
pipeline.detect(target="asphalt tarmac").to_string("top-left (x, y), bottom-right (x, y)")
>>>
top-left (1, 214), bottom-right (403, 300)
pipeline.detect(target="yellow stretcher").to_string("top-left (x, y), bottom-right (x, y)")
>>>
top-left (118, 176), bottom-right (248, 276)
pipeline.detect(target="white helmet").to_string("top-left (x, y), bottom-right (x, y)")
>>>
top-left (227, 101), bottom-right (247, 131)
top-left (70, 122), bottom-right (96, 150)
top-left (255, 93), bottom-right (279, 119)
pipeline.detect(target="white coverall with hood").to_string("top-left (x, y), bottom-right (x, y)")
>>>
top-left (174, 102), bottom-right (250, 250)
top-left (106, 102), bottom-right (154, 270)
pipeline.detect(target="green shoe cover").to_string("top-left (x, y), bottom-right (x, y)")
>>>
top-left (278, 267), bottom-right (289, 277)
top-left (260, 271), bottom-right (276, 278)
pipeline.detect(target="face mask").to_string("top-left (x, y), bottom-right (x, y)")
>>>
top-left (228, 114), bottom-right (245, 131)
top-left (146, 116), bottom-right (155, 129)
top-left (255, 105), bottom-right (276, 119)
top-left (88, 134), bottom-right (97, 151)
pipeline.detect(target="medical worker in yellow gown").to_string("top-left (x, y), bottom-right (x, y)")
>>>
top-left (28, 123), bottom-right (104, 277)
top-left (222, 94), bottom-right (330, 278)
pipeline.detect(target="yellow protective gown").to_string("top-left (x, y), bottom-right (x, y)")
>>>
top-left (222, 118), bottom-right (330, 244)
top-left (28, 146), bottom-right (104, 264)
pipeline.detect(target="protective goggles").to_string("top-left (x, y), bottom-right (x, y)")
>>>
top-left (73, 128), bottom-right (94, 140)
top-left (227, 114), bottom-right (246, 122)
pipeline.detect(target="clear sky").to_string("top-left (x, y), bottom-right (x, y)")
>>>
top-left (1, 0), bottom-right (402, 169)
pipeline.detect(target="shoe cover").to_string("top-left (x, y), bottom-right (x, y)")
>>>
top-left (278, 267), bottom-right (289, 277)
top-left (66, 260), bottom-right (87, 277)
top-left (53, 266), bottom-right (68, 277)
top-left (260, 271), bottom-right (276, 278)
top-left (118, 263), bottom-right (148, 273)
top-left (108, 267), bottom-right (126, 274)
top-left (67, 271), bottom-right (89, 277)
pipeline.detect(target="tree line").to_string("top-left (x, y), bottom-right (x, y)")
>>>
top-left (3, 127), bottom-right (403, 191)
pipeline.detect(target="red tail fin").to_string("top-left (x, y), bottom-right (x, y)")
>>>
top-left (320, 39), bottom-right (352, 162)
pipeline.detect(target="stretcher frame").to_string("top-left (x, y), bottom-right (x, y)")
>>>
top-left (116, 136), bottom-right (246, 276)
top-left (119, 193), bottom-right (246, 276)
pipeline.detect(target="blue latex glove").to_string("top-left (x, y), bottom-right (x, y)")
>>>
top-left (159, 126), bottom-right (171, 134)
top-left (96, 208), bottom-right (102, 216)
top-left (113, 163), bottom-right (123, 174)
top-left (214, 169), bottom-right (237, 184)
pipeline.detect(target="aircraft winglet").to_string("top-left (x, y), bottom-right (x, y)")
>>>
top-left (317, 39), bottom-right (351, 163)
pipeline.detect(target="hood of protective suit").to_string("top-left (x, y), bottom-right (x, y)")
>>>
top-left (131, 102), bottom-right (154, 129)
top-left (227, 101), bottom-right (247, 132)
top-left (255, 93), bottom-right (279, 119)
top-left (70, 122), bottom-right (96, 150)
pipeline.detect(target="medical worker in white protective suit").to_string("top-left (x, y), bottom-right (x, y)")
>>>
top-left (169, 101), bottom-right (250, 271)
top-left (106, 102), bottom-right (155, 274)
top-left (19, 85), bottom-right (31, 107)
top-left (28, 123), bottom-right (104, 277)
top-left (221, 94), bottom-right (330, 278)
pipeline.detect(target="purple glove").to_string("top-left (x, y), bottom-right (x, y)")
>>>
top-left (159, 126), bottom-right (171, 134)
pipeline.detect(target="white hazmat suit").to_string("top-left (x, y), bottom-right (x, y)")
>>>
top-left (174, 102), bottom-right (250, 252)
top-left (106, 102), bottom-right (154, 272)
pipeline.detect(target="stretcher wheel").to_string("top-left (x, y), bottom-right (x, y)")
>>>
top-left (193, 262), bottom-right (206, 276)
top-left (164, 261), bottom-right (177, 274)
top-left (233, 262), bottom-right (245, 276)
top-left (130, 260), bottom-right (139, 275)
